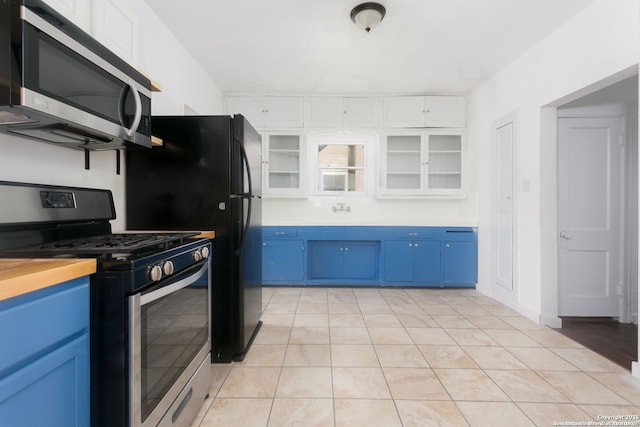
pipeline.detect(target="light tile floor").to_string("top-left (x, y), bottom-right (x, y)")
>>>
top-left (190, 287), bottom-right (640, 427)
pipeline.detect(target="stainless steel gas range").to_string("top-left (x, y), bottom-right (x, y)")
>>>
top-left (0, 181), bottom-right (212, 427)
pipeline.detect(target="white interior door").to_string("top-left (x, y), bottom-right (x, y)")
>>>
top-left (558, 117), bottom-right (623, 316)
top-left (496, 123), bottom-right (514, 291)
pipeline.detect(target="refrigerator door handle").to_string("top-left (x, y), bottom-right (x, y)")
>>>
top-left (235, 139), bottom-right (253, 255)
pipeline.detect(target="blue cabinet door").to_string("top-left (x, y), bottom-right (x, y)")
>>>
top-left (413, 240), bottom-right (442, 283)
top-left (343, 242), bottom-right (378, 279)
top-left (385, 240), bottom-right (441, 284)
top-left (0, 277), bottom-right (90, 427)
top-left (444, 241), bottom-right (477, 286)
top-left (384, 241), bottom-right (413, 282)
top-left (0, 335), bottom-right (89, 427)
top-left (263, 239), bottom-right (304, 282)
top-left (309, 241), bottom-right (343, 279)
top-left (309, 241), bottom-right (379, 281)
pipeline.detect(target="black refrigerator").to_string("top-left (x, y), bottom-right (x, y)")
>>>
top-left (125, 115), bottom-right (262, 363)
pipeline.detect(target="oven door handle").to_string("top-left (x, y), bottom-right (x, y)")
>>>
top-left (140, 262), bottom-right (208, 306)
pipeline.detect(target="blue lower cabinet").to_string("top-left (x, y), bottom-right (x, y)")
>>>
top-left (444, 241), bottom-right (478, 286)
top-left (262, 226), bottom-right (477, 288)
top-left (385, 240), bottom-right (441, 284)
top-left (0, 278), bottom-right (90, 427)
top-left (263, 239), bottom-right (305, 282)
top-left (309, 241), bottom-right (378, 281)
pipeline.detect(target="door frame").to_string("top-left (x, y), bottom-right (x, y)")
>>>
top-left (539, 68), bottom-right (638, 328)
top-left (491, 112), bottom-right (519, 309)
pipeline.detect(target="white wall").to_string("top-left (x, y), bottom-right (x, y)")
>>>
top-left (469, 0), bottom-right (640, 321)
top-left (0, 0), bottom-right (225, 231)
top-left (133, 0), bottom-right (224, 116)
top-left (263, 194), bottom-right (479, 226)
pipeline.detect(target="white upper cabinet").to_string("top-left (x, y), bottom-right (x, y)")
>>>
top-left (42, 0), bottom-right (91, 31)
top-left (305, 97), bottom-right (379, 128)
top-left (425, 96), bottom-right (466, 127)
top-left (305, 97), bottom-right (343, 128)
top-left (379, 130), bottom-right (464, 197)
top-left (226, 96), bottom-right (265, 127)
top-left (262, 132), bottom-right (306, 197)
top-left (227, 96), bottom-right (304, 129)
top-left (91, 0), bottom-right (138, 66)
top-left (41, 0), bottom-right (137, 66)
top-left (383, 96), bottom-right (466, 128)
top-left (343, 97), bottom-right (379, 128)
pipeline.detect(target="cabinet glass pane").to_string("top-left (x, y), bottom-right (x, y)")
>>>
top-left (428, 134), bottom-right (461, 190)
top-left (386, 135), bottom-right (421, 190)
top-left (428, 152), bottom-right (460, 173)
top-left (387, 152), bottom-right (420, 173)
top-left (268, 135), bottom-right (301, 189)
top-left (270, 151), bottom-right (300, 172)
top-left (270, 173), bottom-right (300, 188)
top-left (387, 135), bottom-right (421, 151)
top-left (388, 174), bottom-right (421, 189)
top-left (428, 173), bottom-right (461, 189)
top-left (429, 134), bottom-right (461, 151)
top-left (270, 135), bottom-right (300, 151)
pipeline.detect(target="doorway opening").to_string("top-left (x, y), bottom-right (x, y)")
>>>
top-left (555, 74), bottom-right (638, 369)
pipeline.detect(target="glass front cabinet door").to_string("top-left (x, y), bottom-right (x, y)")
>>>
top-left (380, 131), bottom-right (463, 196)
top-left (263, 133), bottom-right (306, 197)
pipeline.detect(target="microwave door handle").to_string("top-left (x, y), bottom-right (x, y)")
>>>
top-left (123, 79), bottom-right (142, 137)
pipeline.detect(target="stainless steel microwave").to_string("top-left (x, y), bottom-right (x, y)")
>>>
top-left (0, 0), bottom-right (152, 150)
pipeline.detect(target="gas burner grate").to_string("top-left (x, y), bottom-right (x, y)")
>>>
top-left (18, 232), bottom-right (201, 255)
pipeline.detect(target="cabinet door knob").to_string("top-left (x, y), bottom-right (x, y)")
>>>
top-left (415, 243), bottom-right (419, 247)
top-left (345, 247), bottom-right (349, 251)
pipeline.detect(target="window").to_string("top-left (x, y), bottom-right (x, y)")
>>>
top-left (317, 144), bottom-right (365, 192)
top-left (309, 132), bottom-right (375, 195)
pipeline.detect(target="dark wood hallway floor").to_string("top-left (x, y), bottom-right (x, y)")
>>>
top-left (558, 317), bottom-right (638, 370)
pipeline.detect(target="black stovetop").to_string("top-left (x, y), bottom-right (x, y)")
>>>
top-left (0, 231), bottom-right (200, 258)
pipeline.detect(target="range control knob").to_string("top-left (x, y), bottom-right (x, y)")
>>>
top-left (193, 249), bottom-right (203, 262)
top-left (200, 246), bottom-right (210, 259)
top-left (148, 265), bottom-right (163, 282)
top-left (163, 260), bottom-right (174, 275)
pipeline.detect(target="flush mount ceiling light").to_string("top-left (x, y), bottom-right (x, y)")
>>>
top-left (350, 2), bottom-right (386, 33)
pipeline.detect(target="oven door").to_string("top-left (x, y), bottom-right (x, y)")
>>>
top-left (129, 259), bottom-right (211, 427)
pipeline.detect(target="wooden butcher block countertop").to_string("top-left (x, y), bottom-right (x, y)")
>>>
top-left (0, 259), bottom-right (97, 302)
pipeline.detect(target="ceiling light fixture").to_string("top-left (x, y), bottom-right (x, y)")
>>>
top-left (350, 2), bottom-right (386, 33)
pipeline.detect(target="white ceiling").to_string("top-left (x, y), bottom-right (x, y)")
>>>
top-left (145, 0), bottom-right (598, 95)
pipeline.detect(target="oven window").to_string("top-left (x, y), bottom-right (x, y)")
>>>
top-left (140, 279), bottom-right (209, 421)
